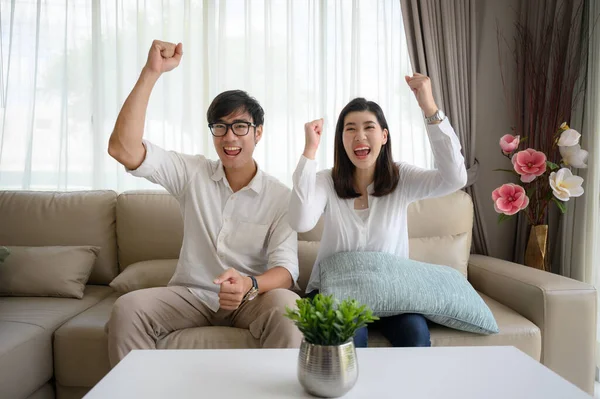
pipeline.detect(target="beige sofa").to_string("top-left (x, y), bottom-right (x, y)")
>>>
top-left (0, 189), bottom-right (596, 399)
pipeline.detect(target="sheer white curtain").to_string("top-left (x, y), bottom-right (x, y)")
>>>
top-left (0, 0), bottom-right (430, 191)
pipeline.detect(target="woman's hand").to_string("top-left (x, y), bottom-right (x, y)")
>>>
top-left (405, 73), bottom-right (438, 117)
top-left (303, 118), bottom-right (324, 160)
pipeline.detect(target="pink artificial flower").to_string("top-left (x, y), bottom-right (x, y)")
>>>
top-left (492, 183), bottom-right (530, 215)
top-left (512, 148), bottom-right (547, 183)
top-left (499, 134), bottom-right (520, 154)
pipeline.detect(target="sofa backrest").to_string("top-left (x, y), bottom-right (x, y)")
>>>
top-left (408, 190), bottom-right (474, 276)
top-left (0, 190), bottom-right (118, 285)
top-left (114, 189), bottom-right (474, 289)
top-left (296, 190), bottom-right (474, 288)
top-left (116, 191), bottom-right (183, 271)
top-left (298, 190), bottom-right (473, 241)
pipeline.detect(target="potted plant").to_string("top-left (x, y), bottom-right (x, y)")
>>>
top-left (285, 293), bottom-right (378, 398)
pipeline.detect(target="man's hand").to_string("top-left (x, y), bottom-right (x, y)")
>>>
top-left (214, 268), bottom-right (252, 311)
top-left (405, 73), bottom-right (438, 118)
top-left (303, 118), bottom-right (324, 160)
top-left (144, 40), bottom-right (183, 76)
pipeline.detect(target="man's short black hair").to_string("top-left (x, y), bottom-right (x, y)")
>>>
top-left (206, 90), bottom-right (265, 126)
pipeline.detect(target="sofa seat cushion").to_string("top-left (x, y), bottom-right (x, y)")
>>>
top-left (0, 285), bottom-right (113, 398)
top-left (0, 321), bottom-right (53, 399)
top-left (54, 292), bottom-right (120, 388)
top-left (51, 291), bottom-right (540, 392)
top-left (26, 383), bottom-right (54, 399)
top-left (368, 293), bottom-right (542, 360)
top-left (56, 384), bottom-right (90, 399)
top-left (54, 292), bottom-right (262, 391)
top-left (0, 285), bottom-right (114, 330)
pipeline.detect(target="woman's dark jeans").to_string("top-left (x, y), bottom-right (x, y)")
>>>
top-left (306, 290), bottom-right (431, 348)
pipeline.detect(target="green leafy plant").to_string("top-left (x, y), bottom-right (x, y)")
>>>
top-left (285, 293), bottom-right (378, 346)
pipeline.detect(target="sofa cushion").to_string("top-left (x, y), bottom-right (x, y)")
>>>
top-left (369, 292), bottom-right (542, 360)
top-left (54, 292), bottom-right (119, 388)
top-left (407, 190), bottom-right (474, 242)
top-left (0, 246), bottom-right (99, 298)
top-left (109, 259), bottom-right (178, 293)
top-left (27, 383), bottom-right (54, 399)
top-left (0, 285), bottom-right (114, 329)
top-left (0, 285), bottom-right (112, 398)
top-left (320, 251), bottom-right (499, 334)
top-left (0, 321), bottom-right (53, 399)
top-left (54, 293), bottom-right (262, 389)
top-left (0, 190), bottom-right (118, 284)
top-left (51, 291), bottom-right (540, 393)
top-left (116, 191), bottom-right (183, 270)
top-left (56, 384), bottom-right (90, 399)
top-left (409, 232), bottom-right (470, 277)
top-left (297, 241), bottom-right (319, 294)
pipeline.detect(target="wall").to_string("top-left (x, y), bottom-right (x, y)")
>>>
top-left (474, 0), bottom-right (522, 260)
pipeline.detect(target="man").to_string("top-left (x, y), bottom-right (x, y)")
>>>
top-left (106, 40), bottom-right (302, 367)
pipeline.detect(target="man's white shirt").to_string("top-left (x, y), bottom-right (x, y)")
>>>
top-left (127, 140), bottom-right (299, 312)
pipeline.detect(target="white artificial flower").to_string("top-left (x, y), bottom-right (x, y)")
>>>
top-left (559, 144), bottom-right (589, 168)
top-left (557, 129), bottom-right (581, 147)
top-left (549, 168), bottom-right (584, 201)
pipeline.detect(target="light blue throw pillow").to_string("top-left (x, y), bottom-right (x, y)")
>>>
top-left (320, 252), bottom-right (499, 335)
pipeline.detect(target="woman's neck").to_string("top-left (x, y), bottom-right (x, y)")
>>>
top-left (353, 165), bottom-right (375, 195)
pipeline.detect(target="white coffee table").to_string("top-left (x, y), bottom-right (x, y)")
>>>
top-left (84, 346), bottom-right (591, 398)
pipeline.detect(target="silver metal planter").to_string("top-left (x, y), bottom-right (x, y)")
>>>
top-left (297, 339), bottom-right (358, 398)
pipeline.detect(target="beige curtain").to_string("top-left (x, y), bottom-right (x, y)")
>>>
top-left (399, 0), bottom-right (488, 254)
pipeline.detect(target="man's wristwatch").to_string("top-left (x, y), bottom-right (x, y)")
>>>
top-left (425, 109), bottom-right (445, 124)
top-left (243, 276), bottom-right (259, 302)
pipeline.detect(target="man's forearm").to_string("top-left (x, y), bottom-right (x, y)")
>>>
top-left (108, 67), bottom-right (160, 169)
top-left (249, 266), bottom-right (294, 294)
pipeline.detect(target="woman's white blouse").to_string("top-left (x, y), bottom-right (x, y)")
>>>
top-left (288, 118), bottom-right (468, 293)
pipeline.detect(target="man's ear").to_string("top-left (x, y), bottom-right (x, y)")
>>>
top-left (254, 125), bottom-right (263, 145)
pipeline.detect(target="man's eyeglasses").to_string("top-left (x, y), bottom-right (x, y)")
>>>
top-left (208, 122), bottom-right (256, 137)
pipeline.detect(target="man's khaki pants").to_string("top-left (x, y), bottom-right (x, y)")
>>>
top-left (107, 286), bottom-right (302, 367)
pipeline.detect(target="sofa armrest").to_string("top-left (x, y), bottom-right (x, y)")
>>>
top-left (467, 254), bottom-right (597, 394)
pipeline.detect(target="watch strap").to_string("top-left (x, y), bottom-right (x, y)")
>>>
top-left (249, 276), bottom-right (258, 291)
top-left (425, 109), bottom-right (445, 124)
top-left (243, 276), bottom-right (259, 302)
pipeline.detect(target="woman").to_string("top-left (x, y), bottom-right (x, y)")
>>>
top-left (288, 73), bottom-right (467, 348)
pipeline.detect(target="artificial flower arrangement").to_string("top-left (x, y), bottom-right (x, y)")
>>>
top-left (492, 122), bottom-right (587, 225)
